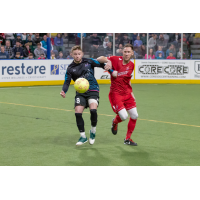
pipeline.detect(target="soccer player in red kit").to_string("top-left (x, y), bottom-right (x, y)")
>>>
top-left (97, 43), bottom-right (138, 146)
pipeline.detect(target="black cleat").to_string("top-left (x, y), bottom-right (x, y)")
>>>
top-left (124, 138), bottom-right (138, 146)
top-left (111, 118), bottom-right (118, 135)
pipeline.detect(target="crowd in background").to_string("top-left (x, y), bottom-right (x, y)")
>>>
top-left (0, 33), bottom-right (198, 59)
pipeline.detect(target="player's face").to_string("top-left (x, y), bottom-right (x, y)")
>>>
top-left (123, 47), bottom-right (133, 62)
top-left (72, 50), bottom-right (83, 63)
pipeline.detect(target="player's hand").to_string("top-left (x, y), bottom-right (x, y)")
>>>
top-left (112, 71), bottom-right (118, 78)
top-left (60, 90), bottom-right (66, 98)
top-left (104, 60), bottom-right (112, 71)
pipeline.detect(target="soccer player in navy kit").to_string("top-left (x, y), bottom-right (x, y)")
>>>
top-left (60, 46), bottom-right (107, 146)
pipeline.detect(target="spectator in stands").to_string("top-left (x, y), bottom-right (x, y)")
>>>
top-left (137, 45), bottom-right (146, 58)
top-left (169, 33), bottom-right (181, 44)
top-left (119, 34), bottom-right (130, 46)
top-left (155, 46), bottom-right (165, 58)
top-left (105, 42), bottom-right (112, 57)
top-left (34, 43), bottom-right (46, 59)
top-left (5, 40), bottom-right (13, 58)
top-left (140, 33), bottom-right (147, 45)
top-left (76, 33), bottom-right (86, 45)
top-left (167, 52), bottom-right (176, 59)
top-left (132, 33), bottom-right (138, 45)
top-left (0, 33), bottom-right (5, 45)
top-left (21, 33), bottom-right (27, 43)
top-left (116, 44), bottom-right (123, 56)
top-left (156, 51), bottom-right (164, 59)
top-left (133, 36), bottom-right (143, 47)
top-left (12, 34), bottom-right (23, 46)
top-left (177, 48), bottom-right (185, 59)
top-left (41, 35), bottom-right (47, 52)
top-left (148, 34), bottom-right (157, 48)
top-left (32, 33), bottom-right (42, 45)
top-left (57, 51), bottom-right (64, 59)
top-left (12, 41), bottom-right (23, 57)
top-left (157, 34), bottom-right (167, 48)
top-left (0, 46), bottom-right (9, 59)
top-left (38, 53), bottom-right (45, 59)
top-left (163, 33), bottom-right (169, 42)
top-left (23, 43), bottom-right (33, 58)
top-left (103, 37), bottom-right (109, 48)
top-left (166, 44), bottom-right (176, 58)
top-left (26, 35), bottom-right (34, 50)
top-left (28, 33), bottom-right (35, 40)
top-left (67, 54), bottom-right (73, 59)
top-left (115, 34), bottom-right (121, 48)
top-left (4, 33), bottom-right (15, 45)
top-left (89, 33), bottom-right (101, 58)
top-left (54, 33), bottom-right (64, 52)
top-left (145, 48), bottom-right (155, 59)
top-left (51, 52), bottom-right (56, 59)
top-left (15, 52), bottom-right (22, 59)
top-left (26, 53), bottom-right (34, 60)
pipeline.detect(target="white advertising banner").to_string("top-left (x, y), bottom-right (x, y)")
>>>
top-left (191, 60), bottom-right (200, 79)
top-left (135, 60), bottom-right (191, 79)
top-left (0, 60), bottom-right (73, 82)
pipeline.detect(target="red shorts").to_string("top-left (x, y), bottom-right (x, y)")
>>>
top-left (109, 92), bottom-right (136, 114)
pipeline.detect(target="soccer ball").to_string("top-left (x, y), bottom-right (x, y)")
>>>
top-left (74, 78), bottom-right (90, 93)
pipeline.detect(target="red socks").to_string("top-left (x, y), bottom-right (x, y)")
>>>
top-left (125, 118), bottom-right (137, 140)
top-left (113, 114), bottom-right (122, 124)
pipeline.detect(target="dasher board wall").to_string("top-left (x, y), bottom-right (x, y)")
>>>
top-left (0, 59), bottom-right (200, 87)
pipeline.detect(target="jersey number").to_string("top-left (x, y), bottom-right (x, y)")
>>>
top-left (76, 98), bottom-right (80, 104)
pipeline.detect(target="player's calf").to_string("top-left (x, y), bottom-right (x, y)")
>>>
top-left (89, 109), bottom-right (97, 145)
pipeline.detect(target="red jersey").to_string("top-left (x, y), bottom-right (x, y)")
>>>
top-left (108, 56), bottom-right (134, 95)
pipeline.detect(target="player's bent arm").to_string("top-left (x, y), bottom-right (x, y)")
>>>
top-left (96, 56), bottom-right (109, 63)
top-left (60, 70), bottom-right (72, 98)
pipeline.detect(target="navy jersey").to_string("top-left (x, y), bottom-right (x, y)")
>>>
top-left (62, 58), bottom-right (105, 93)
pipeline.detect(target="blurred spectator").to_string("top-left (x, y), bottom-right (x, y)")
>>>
top-left (132, 33), bottom-right (138, 45)
top-left (76, 33), bottom-right (86, 45)
top-left (105, 42), bottom-right (112, 57)
top-left (115, 34), bottom-right (121, 48)
top-left (89, 33), bottom-right (101, 58)
top-left (28, 33), bottom-right (35, 40)
top-left (169, 33), bottom-right (181, 43)
top-left (5, 40), bottom-right (13, 58)
top-left (32, 33), bottom-right (42, 45)
top-left (155, 46), bottom-right (165, 58)
top-left (67, 54), bottom-right (73, 59)
top-left (133, 36), bottom-right (143, 47)
top-left (41, 35), bottom-right (47, 51)
top-left (145, 48), bottom-right (155, 59)
top-left (15, 52), bottom-right (22, 59)
top-left (166, 52), bottom-right (176, 59)
top-left (4, 33), bottom-right (15, 45)
top-left (177, 48), bottom-right (185, 59)
top-left (148, 34), bottom-right (157, 48)
top-left (182, 53), bottom-right (186, 59)
top-left (38, 53), bottom-right (45, 59)
top-left (0, 46), bottom-right (9, 59)
top-left (163, 33), bottom-right (169, 42)
top-left (119, 34), bottom-right (131, 46)
top-left (23, 43), bottom-right (33, 58)
top-left (134, 48), bottom-right (139, 58)
top-left (21, 33), bottom-right (27, 42)
top-left (0, 33), bottom-right (5, 45)
top-left (34, 43), bottom-right (46, 59)
top-left (51, 52), bottom-right (56, 59)
top-left (12, 41), bottom-right (23, 57)
top-left (157, 34), bottom-right (166, 48)
top-left (12, 34), bottom-right (23, 46)
top-left (26, 35), bottom-right (34, 50)
top-left (166, 44), bottom-right (176, 58)
top-left (57, 51), bottom-right (64, 59)
top-left (137, 45), bottom-right (146, 58)
top-left (103, 37), bottom-right (109, 48)
top-left (54, 33), bottom-right (64, 52)
top-left (140, 33), bottom-right (147, 45)
top-left (26, 53), bottom-right (34, 60)
top-left (116, 44), bottom-right (123, 56)
top-left (156, 51), bottom-right (164, 59)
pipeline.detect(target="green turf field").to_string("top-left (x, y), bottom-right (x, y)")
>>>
top-left (0, 84), bottom-right (200, 166)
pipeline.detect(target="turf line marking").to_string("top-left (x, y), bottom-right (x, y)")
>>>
top-left (1, 101), bottom-right (200, 128)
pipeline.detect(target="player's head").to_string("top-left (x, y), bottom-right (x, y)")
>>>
top-left (123, 44), bottom-right (134, 62)
top-left (71, 45), bottom-right (83, 63)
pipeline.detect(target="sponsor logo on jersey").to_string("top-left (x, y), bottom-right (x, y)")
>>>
top-left (118, 71), bottom-right (129, 76)
top-left (51, 65), bottom-right (59, 75)
top-left (85, 63), bottom-right (89, 67)
top-left (119, 58), bottom-right (122, 60)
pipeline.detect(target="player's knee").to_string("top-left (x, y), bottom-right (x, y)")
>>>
top-left (128, 108), bottom-right (138, 119)
top-left (90, 109), bottom-right (97, 115)
top-left (118, 109), bottom-right (128, 121)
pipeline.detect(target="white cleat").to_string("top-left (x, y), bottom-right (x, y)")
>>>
top-left (89, 130), bottom-right (96, 145)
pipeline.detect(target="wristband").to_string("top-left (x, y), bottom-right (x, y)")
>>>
top-left (108, 69), bottom-right (114, 74)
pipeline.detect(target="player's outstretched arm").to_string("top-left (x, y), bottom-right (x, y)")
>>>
top-left (96, 56), bottom-right (109, 63)
top-left (60, 69), bottom-right (72, 98)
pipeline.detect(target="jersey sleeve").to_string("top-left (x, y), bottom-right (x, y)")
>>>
top-left (62, 68), bottom-right (72, 93)
top-left (107, 56), bottom-right (120, 71)
top-left (90, 58), bottom-right (105, 69)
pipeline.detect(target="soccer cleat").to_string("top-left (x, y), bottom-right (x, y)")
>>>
top-left (89, 130), bottom-right (96, 145)
top-left (111, 118), bottom-right (118, 135)
top-left (124, 138), bottom-right (138, 146)
top-left (76, 137), bottom-right (88, 146)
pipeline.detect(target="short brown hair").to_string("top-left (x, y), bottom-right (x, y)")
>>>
top-left (124, 44), bottom-right (133, 50)
top-left (25, 43), bottom-right (29, 47)
top-left (28, 53), bottom-right (33, 56)
top-left (71, 45), bottom-right (82, 53)
top-left (16, 52), bottom-right (20, 56)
